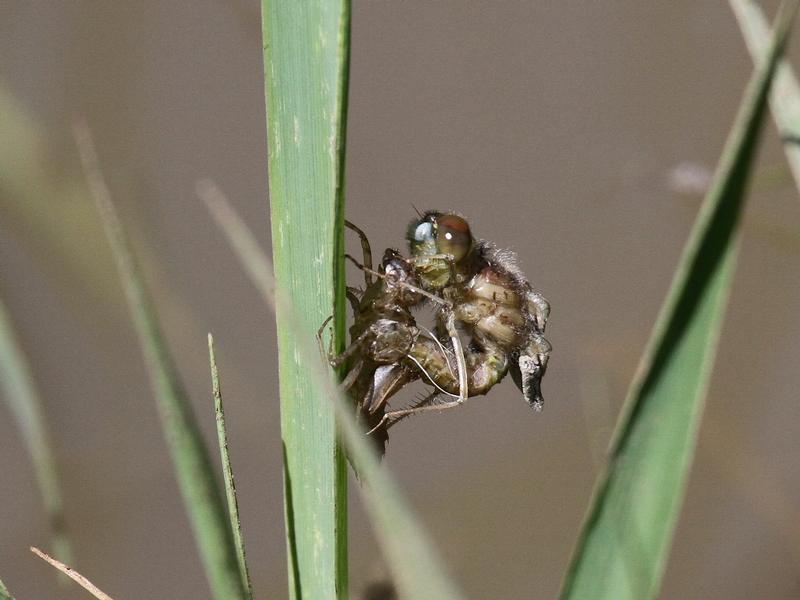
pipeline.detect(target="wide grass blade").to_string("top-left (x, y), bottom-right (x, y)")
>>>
top-left (199, 182), bottom-right (466, 600)
top-left (0, 294), bottom-right (72, 565)
top-left (730, 0), bottom-right (800, 189)
top-left (208, 334), bottom-right (253, 599)
top-left (73, 123), bottom-right (246, 600)
top-left (261, 0), bottom-right (351, 597)
top-left (560, 4), bottom-right (798, 599)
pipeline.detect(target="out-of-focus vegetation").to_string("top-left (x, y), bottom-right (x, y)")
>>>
top-left (2, 1), bottom-right (800, 598)
top-left (561, 3), bottom-right (797, 598)
top-left (75, 124), bottom-right (247, 600)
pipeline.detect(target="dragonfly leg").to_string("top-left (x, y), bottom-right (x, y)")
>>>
top-left (345, 220), bottom-right (374, 286)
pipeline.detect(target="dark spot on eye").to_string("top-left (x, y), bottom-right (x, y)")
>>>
top-left (437, 214), bottom-right (470, 234)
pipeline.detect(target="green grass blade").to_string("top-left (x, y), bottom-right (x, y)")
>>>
top-left (72, 123), bottom-right (246, 600)
top-left (261, 0), bottom-right (351, 597)
top-left (199, 182), bottom-right (466, 600)
top-left (0, 294), bottom-right (72, 566)
top-left (207, 334), bottom-right (253, 600)
top-left (560, 4), bottom-right (798, 600)
top-left (0, 576), bottom-right (14, 600)
top-left (730, 0), bottom-right (800, 189)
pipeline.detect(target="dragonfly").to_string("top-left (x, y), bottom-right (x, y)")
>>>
top-left (324, 212), bottom-right (552, 451)
top-left (403, 210), bottom-right (552, 412)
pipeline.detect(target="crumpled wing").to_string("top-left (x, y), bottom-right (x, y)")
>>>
top-left (359, 363), bottom-right (416, 457)
top-left (510, 334), bottom-right (551, 411)
top-left (363, 364), bottom-right (415, 415)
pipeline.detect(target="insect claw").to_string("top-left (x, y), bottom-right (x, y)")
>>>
top-left (316, 315), bottom-right (334, 363)
top-left (366, 414), bottom-right (390, 436)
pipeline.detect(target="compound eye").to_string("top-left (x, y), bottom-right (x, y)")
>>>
top-left (435, 214), bottom-right (472, 261)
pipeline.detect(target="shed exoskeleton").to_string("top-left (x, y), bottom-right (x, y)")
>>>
top-left (322, 222), bottom-right (469, 453)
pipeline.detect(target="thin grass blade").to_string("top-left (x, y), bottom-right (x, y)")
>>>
top-left (73, 123), bottom-right (246, 600)
top-left (200, 182), bottom-right (466, 600)
top-left (260, 0), bottom-right (351, 596)
top-left (560, 4), bottom-right (798, 599)
top-left (0, 294), bottom-right (72, 566)
top-left (31, 547), bottom-right (113, 600)
top-left (730, 0), bottom-right (800, 189)
top-left (208, 334), bottom-right (253, 599)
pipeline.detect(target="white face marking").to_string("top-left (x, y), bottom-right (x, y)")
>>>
top-left (445, 232), bottom-right (453, 240)
top-left (414, 222), bottom-right (433, 242)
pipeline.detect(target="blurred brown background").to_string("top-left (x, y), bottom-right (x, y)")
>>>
top-left (2, 1), bottom-right (800, 598)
